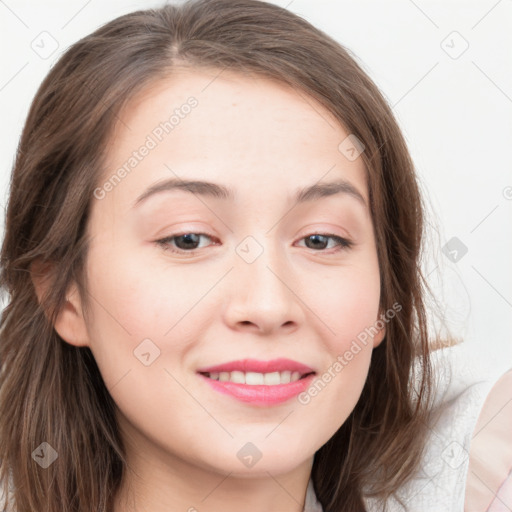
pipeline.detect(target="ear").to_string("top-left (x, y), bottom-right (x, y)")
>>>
top-left (372, 315), bottom-right (386, 348)
top-left (30, 260), bottom-right (90, 347)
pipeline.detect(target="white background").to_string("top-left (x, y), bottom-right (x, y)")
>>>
top-left (1, 0), bottom-right (511, 376)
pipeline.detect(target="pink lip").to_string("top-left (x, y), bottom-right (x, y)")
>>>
top-left (198, 373), bottom-right (316, 406)
top-left (196, 358), bottom-right (316, 407)
top-left (196, 358), bottom-right (315, 374)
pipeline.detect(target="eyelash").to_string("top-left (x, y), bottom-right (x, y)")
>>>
top-left (155, 232), bottom-right (354, 256)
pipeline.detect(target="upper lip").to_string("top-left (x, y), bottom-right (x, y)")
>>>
top-left (196, 358), bottom-right (315, 375)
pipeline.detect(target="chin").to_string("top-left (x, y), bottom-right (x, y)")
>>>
top-left (197, 438), bottom-right (315, 478)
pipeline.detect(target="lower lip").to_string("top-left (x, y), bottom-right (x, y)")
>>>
top-left (198, 373), bottom-right (316, 406)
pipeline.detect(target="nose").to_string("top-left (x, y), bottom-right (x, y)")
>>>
top-left (222, 240), bottom-right (303, 336)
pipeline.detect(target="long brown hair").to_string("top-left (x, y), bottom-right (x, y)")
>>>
top-left (0, 1), bottom-right (433, 510)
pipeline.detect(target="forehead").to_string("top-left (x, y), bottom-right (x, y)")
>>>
top-left (100, 67), bottom-right (369, 210)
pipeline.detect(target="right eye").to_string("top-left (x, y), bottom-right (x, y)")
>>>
top-left (295, 233), bottom-right (354, 253)
top-left (155, 232), bottom-right (218, 255)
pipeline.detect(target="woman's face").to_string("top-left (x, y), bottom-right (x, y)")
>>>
top-left (74, 68), bottom-right (384, 478)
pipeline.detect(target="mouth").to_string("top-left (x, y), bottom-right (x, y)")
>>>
top-left (198, 370), bottom-right (315, 385)
top-left (196, 357), bottom-right (316, 383)
top-left (196, 358), bottom-right (317, 406)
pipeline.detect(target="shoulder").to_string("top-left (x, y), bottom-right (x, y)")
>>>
top-left (364, 343), bottom-right (510, 512)
top-left (465, 369), bottom-right (512, 511)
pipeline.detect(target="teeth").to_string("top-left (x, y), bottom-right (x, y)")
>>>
top-left (246, 372), bottom-right (264, 385)
top-left (205, 370), bottom-right (305, 385)
top-left (230, 371), bottom-right (245, 384)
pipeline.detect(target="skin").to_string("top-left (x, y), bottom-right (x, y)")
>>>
top-left (46, 68), bottom-right (385, 512)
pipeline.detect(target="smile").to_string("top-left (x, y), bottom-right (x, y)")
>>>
top-left (199, 370), bottom-right (312, 385)
top-left (196, 358), bottom-right (316, 406)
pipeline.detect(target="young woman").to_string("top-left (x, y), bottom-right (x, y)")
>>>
top-left (0, 1), bottom-right (509, 511)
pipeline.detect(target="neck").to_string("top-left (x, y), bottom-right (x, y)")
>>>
top-left (113, 419), bottom-right (314, 512)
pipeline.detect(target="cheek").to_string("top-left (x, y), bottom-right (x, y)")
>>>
top-left (297, 288), bottom-right (377, 447)
top-left (85, 241), bottom-right (207, 337)
top-left (82, 246), bottom-right (199, 393)
top-left (294, 258), bottom-right (380, 428)
top-left (304, 255), bottom-right (381, 349)
top-left (82, 248), bottom-right (208, 441)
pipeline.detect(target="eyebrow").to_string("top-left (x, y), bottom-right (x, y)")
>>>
top-left (133, 177), bottom-right (367, 208)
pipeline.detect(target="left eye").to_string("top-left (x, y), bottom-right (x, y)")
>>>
top-left (155, 232), bottom-right (353, 255)
top-left (156, 233), bottom-right (216, 253)
top-left (296, 234), bottom-right (353, 251)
